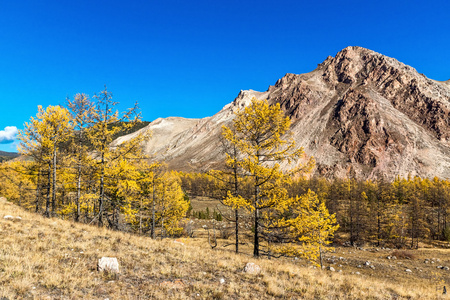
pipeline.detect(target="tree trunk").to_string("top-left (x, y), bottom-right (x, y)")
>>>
top-left (152, 177), bottom-right (156, 239)
top-left (253, 207), bottom-right (259, 257)
top-left (98, 152), bottom-right (105, 226)
top-left (235, 209), bottom-right (239, 254)
top-left (75, 159), bottom-right (81, 222)
top-left (51, 145), bottom-right (57, 216)
top-left (45, 162), bottom-right (51, 217)
top-left (35, 169), bottom-right (41, 213)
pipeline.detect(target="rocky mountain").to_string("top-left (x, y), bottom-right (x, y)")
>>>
top-left (119, 46), bottom-right (450, 180)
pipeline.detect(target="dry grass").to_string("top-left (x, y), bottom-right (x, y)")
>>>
top-left (0, 197), bottom-right (448, 299)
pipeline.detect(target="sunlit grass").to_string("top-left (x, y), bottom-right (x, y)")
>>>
top-left (0, 196), bottom-right (447, 299)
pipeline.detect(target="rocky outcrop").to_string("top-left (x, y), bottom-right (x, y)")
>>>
top-left (117, 46), bottom-right (450, 180)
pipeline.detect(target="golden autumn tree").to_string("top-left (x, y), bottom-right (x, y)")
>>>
top-left (222, 98), bottom-right (315, 257)
top-left (0, 160), bottom-right (36, 209)
top-left (279, 189), bottom-right (339, 267)
top-left (18, 105), bottom-right (73, 217)
top-left (66, 93), bottom-right (96, 222)
top-left (154, 171), bottom-right (189, 237)
top-left (135, 161), bottom-right (165, 238)
top-left (87, 87), bottom-right (145, 226)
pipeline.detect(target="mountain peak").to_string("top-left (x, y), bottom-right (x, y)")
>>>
top-left (117, 47), bottom-right (450, 179)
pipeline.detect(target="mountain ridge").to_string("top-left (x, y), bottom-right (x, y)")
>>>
top-left (120, 46), bottom-right (450, 180)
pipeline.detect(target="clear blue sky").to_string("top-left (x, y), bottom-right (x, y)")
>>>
top-left (0, 0), bottom-right (449, 151)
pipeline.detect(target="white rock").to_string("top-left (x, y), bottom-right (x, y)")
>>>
top-left (3, 215), bottom-right (14, 219)
top-left (244, 262), bottom-right (261, 274)
top-left (328, 266), bottom-right (335, 272)
top-left (219, 278), bottom-right (225, 284)
top-left (405, 269), bottom-right (412, 273)
top-left (98, 257), bottom-right (120, 273)
top-left (173, 240), bottom-right (185, 246)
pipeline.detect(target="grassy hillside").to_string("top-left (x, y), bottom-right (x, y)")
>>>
top-left (0, 197), bottom-right (448, 299)
top-left (0, 151), bottom-right (19, 163)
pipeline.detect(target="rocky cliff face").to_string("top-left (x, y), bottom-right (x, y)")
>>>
top-left (119, 46), bottom-right (450, 180)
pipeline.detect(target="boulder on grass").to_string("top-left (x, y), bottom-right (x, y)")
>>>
top-left (98, 257), bottom-right (120, 273)
top-left (244, 262), bottom-right (261, 274)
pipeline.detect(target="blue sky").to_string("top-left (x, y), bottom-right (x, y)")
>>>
top-left (0, 0), bottom-right (449, 152)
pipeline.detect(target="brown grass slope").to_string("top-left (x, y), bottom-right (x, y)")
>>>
top-left (0, 196), bottom-right (448, 299)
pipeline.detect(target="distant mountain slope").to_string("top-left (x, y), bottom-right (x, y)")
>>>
top-left (0, 150), bottom-right (19, 162)
top-left (118, 46), bottom-right (450, 180)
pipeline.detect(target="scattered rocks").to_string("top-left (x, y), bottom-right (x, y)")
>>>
top-left (244, 262), bottom-right (261, 275)
top-left (98, 257), bottom-right (120, 274)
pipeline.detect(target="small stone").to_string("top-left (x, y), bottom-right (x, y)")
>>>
top-left (357, 265), bottom-right (362, 268)
top-left (173, 239), bottom-right (185, 246)
top-left (405, 269), bottom-right (412, 273)
top-left (365, 261), bottom-right (370, 266)
top-left (370, 265), bottom-right (375, 270)
top-left (219, 278), bottom-right (225, 284)
top-left (98, 257), bottom-right (120, 274)
top-left (328, 266), bottom-right (335, 272)
top-left (244, 262), bottom-right (261, 274)
top-left (355, 272), bottom-right (360, 275)
top-left (3, 215), bottom-right (14, 219)
top-left (444, 267), bottom-right (449, 271)
top-left (387, 256), bottom-right (391, 260)
top-left (437, 266), bottom-right (443, 269)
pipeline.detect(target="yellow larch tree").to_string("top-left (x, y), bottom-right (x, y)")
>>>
top-left (17, 105), bottom-right (73, 216)
top-left (87, 87), bottom-right (145, 226)
top-left (154, 171), bottom-right (189, 237)
top-left (66, 93), bottom-right (96, 222)
top-left (222, 98), bottom-right (315, 257)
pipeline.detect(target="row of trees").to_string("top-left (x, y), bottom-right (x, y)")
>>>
top-left (0, 89), bottom-right (189, 236)
top-left (181, 171), bottom-right (450, 248)
top-left (0, 95), bottom-right (340, 266)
